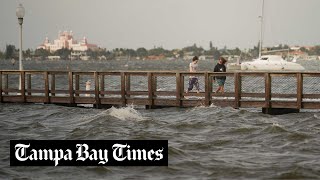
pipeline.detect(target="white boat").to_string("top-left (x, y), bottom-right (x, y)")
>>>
top-left (228, 0), bottom-right (305, 71)
top-left (240, 55), bottom-right (305, 71)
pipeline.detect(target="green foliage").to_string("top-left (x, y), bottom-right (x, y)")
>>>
top-left (204, 47), bottom-right (221, 59)
top-left (0, 50), bottom-right (4, 60)
top-left (148, 47), bottom-right (170, 56)
top-left (24, 48), bottom-right (32, 58)
top-left (12, 41), bottom-right (320, 61)
top-left (308, 46), bottom-right (320, 56)
top-left (54, 48), bottom-right (71, 60)
top-left (5, 44), bottom-right (16, 59)
top-left (35, 48), bottom-right (50, 60)
top-left (136, 47), bottom-right (148, 57)
top-left (182, 45), bottom-right (204, 56)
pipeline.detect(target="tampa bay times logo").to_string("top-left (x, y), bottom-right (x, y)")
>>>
top-left (10, 140), bottom-right (168, 166)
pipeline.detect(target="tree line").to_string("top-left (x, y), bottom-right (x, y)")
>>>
top-left (1, 42), bottom-right (320, 61)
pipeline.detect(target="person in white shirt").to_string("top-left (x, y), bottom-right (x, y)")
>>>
top-left (186, 56), bottom-right (200, 93)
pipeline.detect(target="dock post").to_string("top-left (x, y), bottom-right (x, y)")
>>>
top-left (147, 72), bottom-right (154, 109)
top-left (75, 74), bottom-right (79, 97)
top-left (0, 72), bottom-right (2, 102)
top-left (20, 71), bottom-right (26, 102)
top-left (68, 71), bottom-right (75, 106)
top-left (100, 75), bottom-right (105, 97)
top-left (51, 74), bottom-right (55, 96)
top-left (297, 73), bottom-right (303, 109)
top-left (262, 72), bottom-right (271, 114)
top-left (44, 72), bottom-right (49, 103)
top-left (27, 74), bottom-right (31, 95)
top-left (94, 72), bottom-right (101, 108)
top-left (176, 72), bottom-right (182, 107)
top-left (205, 72), bottom-right (211, 106)
top-left (234, 73), bottom-right (241, 109)
top-left (4, 74), bottom-right (8, 95)
top-left (121, 72), bottom-right (126, 107)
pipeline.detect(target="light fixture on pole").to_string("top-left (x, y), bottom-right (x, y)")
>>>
top-left (16, 3), bottom-right (25, 71)
top-left (16, 3), bottom-right (25, 91)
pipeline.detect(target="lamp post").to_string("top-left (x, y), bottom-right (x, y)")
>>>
top-left (16, 3), bottom-right (25, 91)
top-left (16, 3), bottom-right (25, 71)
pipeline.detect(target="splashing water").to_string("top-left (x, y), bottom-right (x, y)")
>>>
top-left (107, 106), bottom-right (146, 121)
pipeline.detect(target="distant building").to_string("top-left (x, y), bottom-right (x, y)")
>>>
top-left (37, 31), bottom-right (99, 52)
top-left (47, 56), bottom-right (61, 60)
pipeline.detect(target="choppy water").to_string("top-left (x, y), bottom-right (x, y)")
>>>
top-left (1, 59), bottom-right (320, 179)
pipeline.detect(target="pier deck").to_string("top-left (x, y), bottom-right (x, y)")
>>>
top-left (1, 70), bottom-right (320, 114)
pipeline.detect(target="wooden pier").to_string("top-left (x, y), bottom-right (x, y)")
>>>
top-left (1, 70), bottom-right (320, 114)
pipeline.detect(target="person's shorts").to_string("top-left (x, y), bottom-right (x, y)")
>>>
top-left (217, 79), bottom-right (225, 86)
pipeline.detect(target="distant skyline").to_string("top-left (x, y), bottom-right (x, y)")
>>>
top-left (1, 0), bottom-right (320, 51)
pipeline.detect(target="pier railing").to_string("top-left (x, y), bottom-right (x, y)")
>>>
top-left (1, 70), bottom-right (320, 110)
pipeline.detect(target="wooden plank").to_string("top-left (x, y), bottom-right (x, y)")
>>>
top-left (73, 72), bottom-right (95, 76)
top-left (125, 74), bottom-right (131, 98)
top-left (126, 72), bottom-right (148, 76)
top-left (44, 72), bottom-right (49, 103)
top-left (50, 97), bottom-right (70, 104)
top-left (239, 72), bottom-right (265, 77)
top-left (302, 73), bottom-right (320, 77)
top-left (27, 74), bottom-right (31, 95)
top-left (26, 96), bottom-right (46, 103)
top-left (51, 74), bottom-right (55, 96)
top-left (0, 72), bottom-right (2, 102)
top-left (212, 92), bottom-right (235, 97)
top-left (50, 90), bottom-right (69, 94)
top-left (2, 96), bottom-right (24, 102)
top-left (270, 73), bottom-right (295, 77)
top-left (98, 72), bottom-right (121, 76)
top-left (26, 89), bottom-right (46, 93)
top-left (75, 74), bottom-right (80, 97)
top-left (100, 98), bottom-right (123, 105)
top-left (74, 97), bottom-right (95, 104)
top-left (210, 99), bottom-right (235, 107)
top-left (270, 101), bottom-right (298, 108)
top-left (21, 71), bottom-right (26, 102)
top-left (94, 72), bottom-right (101, 108)
top-left (2, 89), bottom-right (21, 93)
top-left (100, 91), bottom-right (121, 95)
top-left (68, 72), bottom-right (74, 104)
top-left (234, 73), bottom-right (241, 108)
top-left (239, 101), bottom-right (266, 108)
top-left (154, 91), bottom-right (176, 96)
top-left (154, 99), bottom-right (177, 106)
top-left (297, 73), bottom-right (302, 109)
top-left (127, 99), bottom-right (149, 105)
top-left (303, 94), bottom-right (320, 99)
top-left (302, 102), bottom-right (320, 109)
top-left (4, 74), bottom-right (8, 95)
top-left (205, 72), bottom-right (210, 106)
top-left (176, 73), bottom-right (181, 107)
top-left (147, 72), bottom-right (154, 107)
top-left (241, 93), bottom-right (265, 98)
top-left (121, 72), bottom-right (126, 106)
top-left (265, 73), bottom-right (271, 109)
top-left (181, 99), bottom-right (206, 107)
top-left (100, 75), bottom-right (105, 97)
top-left (74, 90), bottom-right (95, 94)
top-left (271, 94), bottom-right (297, 98)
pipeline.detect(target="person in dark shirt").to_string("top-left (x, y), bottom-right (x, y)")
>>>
top-left (213, 57), bottom-right (227, 93)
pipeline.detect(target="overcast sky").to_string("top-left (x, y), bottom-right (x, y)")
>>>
top-left (1, 0), bottom-right (319, 51)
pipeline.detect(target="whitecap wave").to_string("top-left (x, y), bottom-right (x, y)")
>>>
top-left (272, 122), bottom-right (282, 127)
top-left (107, 106), bottom-right (146, 121)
